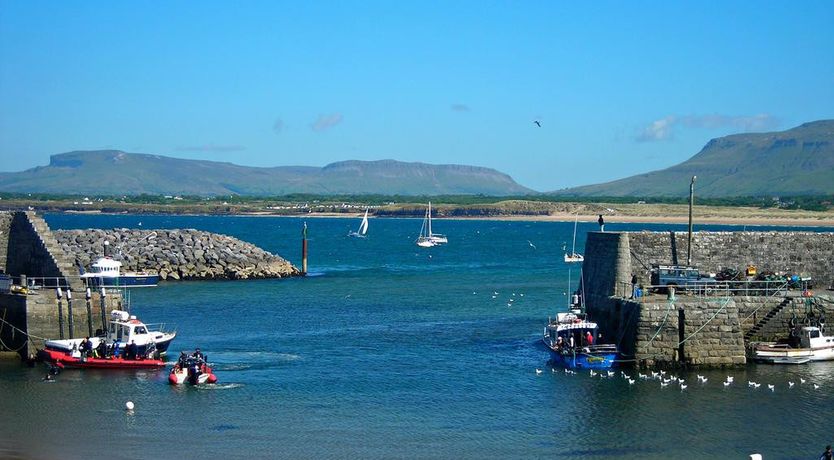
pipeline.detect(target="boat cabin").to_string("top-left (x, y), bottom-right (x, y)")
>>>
top-left (87, 257), bottom-right (122, 277)
top-left (545, 312), bottom-right (600, 348)
top-left (799, 326), bottom-right (833, 349)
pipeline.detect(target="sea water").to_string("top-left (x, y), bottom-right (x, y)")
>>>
top-left (0, 214), bottom-right (832, 459)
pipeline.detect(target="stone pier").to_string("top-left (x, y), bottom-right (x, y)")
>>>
top-left (582, 230), bottom-right (834, 368)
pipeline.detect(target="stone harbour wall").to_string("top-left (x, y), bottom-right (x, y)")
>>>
top-left (582, 231), bottom-right (834, 368)
top-left (54, 229), bottom-right (300, 280)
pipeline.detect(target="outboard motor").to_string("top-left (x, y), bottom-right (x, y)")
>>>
top-left (188, 362), bottom-right (201, 385)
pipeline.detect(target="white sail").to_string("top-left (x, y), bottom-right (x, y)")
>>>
top-left (416, 206), bottom-right (435, 247)
top-left (349, 208), bottom-right (370, 238)
top-left (358, 209), bottom-right (369, 236)
top-left (427, 201), bottom-right (447, 244)
top-left (564, 216), bottom-right (583, 263)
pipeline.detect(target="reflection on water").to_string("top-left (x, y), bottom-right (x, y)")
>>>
top-left (1, 215), bottom-right (832, 459)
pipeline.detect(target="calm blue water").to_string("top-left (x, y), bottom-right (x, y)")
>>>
top-left (1, 214), bottom-right (832, 459)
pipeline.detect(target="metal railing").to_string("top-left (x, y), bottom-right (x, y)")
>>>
top-left (618, 279), bottom-right (804, 301)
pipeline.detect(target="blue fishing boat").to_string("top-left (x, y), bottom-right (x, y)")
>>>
top-left (542, 310), bottom-right (618, 370)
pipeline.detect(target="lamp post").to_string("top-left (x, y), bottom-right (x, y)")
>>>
top-left (687, 175), bottom-right (696, 266)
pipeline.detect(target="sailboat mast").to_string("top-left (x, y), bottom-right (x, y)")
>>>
top-left (428, 202), bottom-right (432, 236)
top-left (571, 217), bottom-right (578, 254)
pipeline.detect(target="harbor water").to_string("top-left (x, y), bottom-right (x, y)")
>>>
top-left (1, 214), bottom-right (832, 459)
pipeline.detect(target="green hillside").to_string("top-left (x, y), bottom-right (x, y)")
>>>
top-left (0, 151), bottom-right (534, 196)
top-left (553, 120), bottom-right (834, 197)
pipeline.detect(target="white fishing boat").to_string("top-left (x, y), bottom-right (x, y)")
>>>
top-left (564, 216), bottom-right (584, 263)
top-left (416, 202), bottom-right (447, 247)
top-left (349, 208), bottom-right (370, 238)
top-left (752, 326), bottom-right (834, 364)
top-left (43, 309), bottom-right (176, 358)
top-left (80, 257), bottom-right (159, 287)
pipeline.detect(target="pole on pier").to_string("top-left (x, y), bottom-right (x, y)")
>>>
top-left (301, 222), bottom-right (308, 275)
top-left (56, 288), bottom-right (65, 340)
top-left (100, 287), bottom-right (107, 332)
top-left (687, 175), bottom-right (696, 266)
top-left (85, 287), bottom-right (93, 337)
top-left (66, 288), bottom-right (74, 339)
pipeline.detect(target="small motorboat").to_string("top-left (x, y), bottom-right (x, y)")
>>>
top-left (543, 310), bottom-right (618, 370)
top-left (37, 348), bottom-right (165, 369)
top-left (752, 326), bottom-right (834, 364)
top-left (169, 352), bottom-right (217, 385)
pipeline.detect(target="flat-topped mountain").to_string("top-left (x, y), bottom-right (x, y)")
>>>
top-left (0, 151), bottom-right (534, 196)
top-left (554, 120), bottom-right (834, 197)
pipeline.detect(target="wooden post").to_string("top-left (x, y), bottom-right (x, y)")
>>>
top-left (301, 222), bottom-right (308, 275)
top-left (66, 289), bottom-right (74, 339)
top-left (56, 288), bottom-right (65, 340)
top-left (85, 287), bottom-right (93, 337)
top-left (100, 287), bottom-right (107, 332)
top-left (687, 175), bottom-right (696, 266)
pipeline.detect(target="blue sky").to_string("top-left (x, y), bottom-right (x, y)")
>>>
top-left (1, 1), bottom-right (832, 192)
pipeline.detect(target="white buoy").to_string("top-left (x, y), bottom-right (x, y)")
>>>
top-left (749, 454), bottom-right (762, 460)
top-left (125, 401), bottom-right (135, 410)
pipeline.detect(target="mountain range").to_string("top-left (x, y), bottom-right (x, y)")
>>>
top-left (0, 151), bottom-right (533, 196)
top-left (553, 120), bottom-right (834, 197)
top-left (2, 120), bottom-right (832, 197)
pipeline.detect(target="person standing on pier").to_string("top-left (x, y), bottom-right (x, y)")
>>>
top-left (598, 215), bottom-right (605, 232)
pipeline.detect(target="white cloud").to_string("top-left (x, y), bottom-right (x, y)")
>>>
top-left (175, 144), bottom-right (246, 152)
top-left (636, 114), bottom-right (779, 142)
top-left (311, 113), bottom-right (343, 132)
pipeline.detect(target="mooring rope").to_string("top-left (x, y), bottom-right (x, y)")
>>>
top-left (677, 296), bottom-right (732, 346)
top-left (647, 299), bottom-right (676, 345)
top-left (0, 312), bottom-right (49, 341)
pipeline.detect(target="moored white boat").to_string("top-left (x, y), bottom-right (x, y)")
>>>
top-left (752, 326), bottom-right (834, 364)
top-left (416, 202), bottom-right (446, 247)
top-left (80, 257), bottom-right (159, 288)
top-left (43, 309), bottom-right (176, 358)
top-left (564, 216), bottom-right (584, 263)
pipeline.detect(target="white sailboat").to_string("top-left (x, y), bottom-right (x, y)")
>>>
top-left (349, 208), bottom-right (370, 238)
top-left (564, 216), bottom-right (584, 263)
top-left (416, 202), bottom-right (447, 247)
top-left (416, 206), bottom-right (436, 247)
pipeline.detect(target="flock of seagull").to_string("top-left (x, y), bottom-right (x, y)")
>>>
top-left (476, 291), bottom-right (525, 308)
top-left (534, 367), bottom-right (823, 392)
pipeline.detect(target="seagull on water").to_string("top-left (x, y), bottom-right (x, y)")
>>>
top-left (800, 378), bottom-right (807, 384)
top-left (768, 384), bottom-right (775, 392)
top-left (788, 381), bottom-right (795, 388)
top-left (527, 240), bottom-right (537, 249)
top-left (814, 384), bottom-right (820, 390)
top-left (680, 384), bottom-right (687, 391)
top-left (723, 381), bottom-right (732, 387)
top-left (535, 369), bottom-right (543, 375)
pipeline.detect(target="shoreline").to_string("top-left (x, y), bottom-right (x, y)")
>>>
top-left (26, 208), bottom-right (834, 228)
top-left (234, 212), bottom-right (834, 227)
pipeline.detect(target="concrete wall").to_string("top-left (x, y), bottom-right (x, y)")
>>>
top-left (1, 289), bottom-right (116, 359)
top-left (0, 212), bottom-right (12, 274)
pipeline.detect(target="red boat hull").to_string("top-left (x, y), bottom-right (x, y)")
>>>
top-left (38, 348), bottom-right (165, 369)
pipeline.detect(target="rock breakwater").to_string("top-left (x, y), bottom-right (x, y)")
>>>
top-left (55, 229), bottom-right (300, 280)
